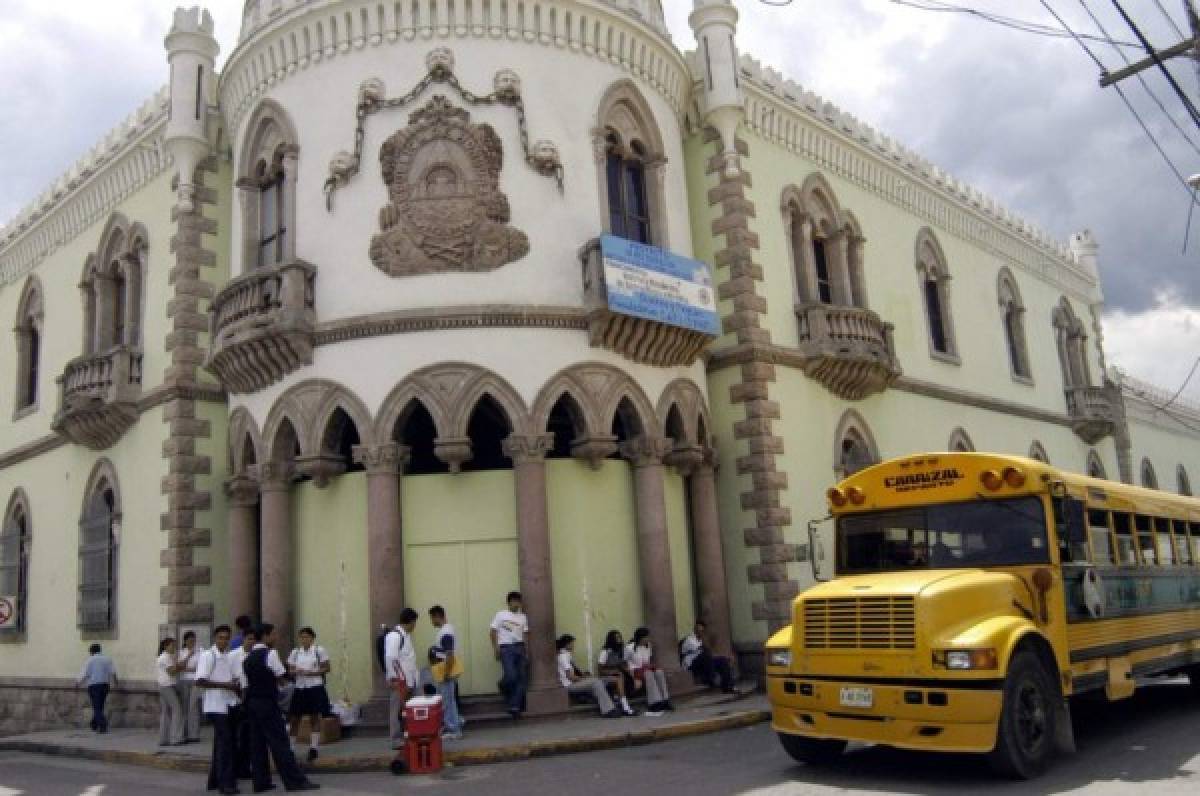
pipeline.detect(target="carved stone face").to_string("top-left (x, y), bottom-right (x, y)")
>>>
top-left (493, 70), bottom-right (521, 96)
top-left (358, 78), bottom-right (386, 106)
top-left (328, 150), bottom-right (357, 180)
top-left (425, 47), bottom-right (455, 74)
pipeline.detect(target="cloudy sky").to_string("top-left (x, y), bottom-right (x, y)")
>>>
top-left (1, 0), bottom-right (1198, 399)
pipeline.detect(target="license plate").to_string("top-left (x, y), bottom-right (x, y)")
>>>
top-left (839, 686), bottom-right (874, 708)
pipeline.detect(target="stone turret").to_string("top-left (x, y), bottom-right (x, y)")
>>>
top-left (689, 0), bottom-right (745, 177)
top-left (163, 6), bottom-right (219, 212)
top-left (1069, 229), bottom-right (1100, 278)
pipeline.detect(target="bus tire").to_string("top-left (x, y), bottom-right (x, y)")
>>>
top-left (777, 732), bottom-right (847, 766)
top-left (988, 649), bottom-right (1058, 779)
top-left (1186, 665), bottom-right (1200, 693)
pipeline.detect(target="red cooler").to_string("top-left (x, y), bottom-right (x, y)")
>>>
top-left (403, 695), bottom-right (444, 774)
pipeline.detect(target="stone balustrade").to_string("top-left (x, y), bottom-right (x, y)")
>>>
top-left (793, 302), bottom-right (901, 401)
top-left (52, 345), bottom-right (143, 450)
top-left (1066, 384), bottom-right (1119, 444)
top-left (206, 259), bottom-right (316, 394)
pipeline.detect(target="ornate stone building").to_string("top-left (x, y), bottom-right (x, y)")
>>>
top-left (1, 0), bottom-right (1198, 732)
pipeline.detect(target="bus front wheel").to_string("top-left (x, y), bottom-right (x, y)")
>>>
top-left (988, 649), bottom-right (1058, 779)
top-left (777, 732), bottom-right (847, 766)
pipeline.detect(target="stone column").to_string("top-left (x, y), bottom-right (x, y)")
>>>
top-left (798, 219), bottom-right (820, 303)
top-left (622, 436), bottom-right (684, 682)
top-left (829, 230), bottom-right (851, 305)
top-left (258, 461), bottom-right (294, 655)
top-left (688, 449), bottom-right (734, 659)
top-left (93, 273), bottom-right (117, 350)
top-left (224, 474), bottom-right (261, 622)
top-left (352, 442), bottom-right (409, 695)
top-left (502, 433), bottom-right (568, 715)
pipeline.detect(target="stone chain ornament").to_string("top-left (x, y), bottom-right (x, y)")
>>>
top-left (324, 48), bottom-right (563, 210)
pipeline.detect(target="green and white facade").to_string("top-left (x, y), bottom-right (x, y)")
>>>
top-left (0, 0), bottom-right (1197, 733)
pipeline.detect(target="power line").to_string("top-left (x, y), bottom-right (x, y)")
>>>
top-left (1040, 1), bottom-right (1200, 209)
top-left (1076, 0), bottom-right (1200, 157)
top-left (1150, 0), bottom-right (1187, 39)
top-left (1107, 0), bottom-right (1200, 130)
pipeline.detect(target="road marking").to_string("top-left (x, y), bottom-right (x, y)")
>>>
top-left (79, 787), bottom-right (105, 796)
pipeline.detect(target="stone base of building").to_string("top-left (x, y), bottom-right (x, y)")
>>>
top-left (0, 678), bottom-right (159, 738)
top-left (734, 642), bottom-right (766, 687)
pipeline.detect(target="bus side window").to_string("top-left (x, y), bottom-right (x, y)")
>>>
top-left (1155, 517), bottom-right (1175, 565)
top-left (1190, 522), bottom-right (1200, 566)
top-left (1087, 509), bottom-right (1113, 565)
top-left (1135, 515), bottom-right (1157, 565)
top-left (1172, 520), bottom-right (1192, 565)
top-left (1113, 513), bottom-right (1136, 565)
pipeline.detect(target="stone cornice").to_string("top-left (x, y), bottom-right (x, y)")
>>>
top-left (732, 57), bottom-right (1100, 302)
top-left (219, 0), bottom-right (690, 137)
top-left (0, 89), bottom-right (171, 289)
top-left (0, 384), bottom-right (225, 473)
top-left (313, 305), bottom-right (589, 346)
top-left (707, 341), bottom-right (1072, 427)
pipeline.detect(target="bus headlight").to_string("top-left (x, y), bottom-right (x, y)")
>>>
top-left (937, 648), bottom-right (998, 670)
top-left (767, 648), bottom-right (792, 668)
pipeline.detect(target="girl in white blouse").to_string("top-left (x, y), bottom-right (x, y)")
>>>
top-left (177, 631), bottom-right (202, 743)
top-left (156, 638), bottom-right (185, 746)
top-left (627, 627), bottom-right (674, 716)
top-left (286, 626), bottom-right (331, 762)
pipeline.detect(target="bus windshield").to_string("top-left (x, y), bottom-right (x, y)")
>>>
top-left (836, 496), bottom-right (1050, 574)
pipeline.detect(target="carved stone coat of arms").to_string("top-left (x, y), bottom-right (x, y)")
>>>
top-left (369, 96), bottom-right (529, 276)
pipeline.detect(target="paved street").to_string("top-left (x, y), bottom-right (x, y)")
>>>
top-left (1, 681), bottom-right (1197, 795)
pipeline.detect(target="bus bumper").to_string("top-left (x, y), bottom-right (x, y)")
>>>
top-left (767, 675), bottom-right (1003, 753)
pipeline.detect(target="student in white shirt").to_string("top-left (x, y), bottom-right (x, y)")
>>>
top-left (384, 608), bottom-right (420, 749)
top-left (627, 626), bottom-right (674, 716)
top-left (595, 630), bottom-right (636, 716)
top-left (156, 637), bottom-right (185, 746)
top-left (226, 629), bottom-right (256, 779)
top-left (177, 630), bottom-right (202, 743)
top-left (197, 625), bottom-right (241, 795)
top-left (287, 626), bottom-right (332, 762)
top-left (680, 619), bottom-right (736, 693)
top-left (429, 605), bottom-right (464, 740)
top-left (488, 591), bottom-right (529, 719)
top-left (556, 635), bottom-right (618, 717)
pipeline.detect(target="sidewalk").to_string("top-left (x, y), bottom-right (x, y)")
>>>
top-left (0, 690), bottom-right (769, 774)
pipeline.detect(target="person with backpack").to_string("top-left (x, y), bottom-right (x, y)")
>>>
top-left (384, 609), bottom-right (419, 749)
top-left (196, 624), bottom-right (241, 795)
top-left (287, 626), bottom-right (332, 762)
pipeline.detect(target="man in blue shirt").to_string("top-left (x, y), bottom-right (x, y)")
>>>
top-left (429, 605), bottom-right (464, 739)
top-left (76, 644), bottom-right (118, 733)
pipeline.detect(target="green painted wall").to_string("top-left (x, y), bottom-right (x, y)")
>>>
top-left (292, 474), bottom-right (373, 705)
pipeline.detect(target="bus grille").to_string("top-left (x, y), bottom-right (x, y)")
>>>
top-left (803, 596), bottom-right (916, 650)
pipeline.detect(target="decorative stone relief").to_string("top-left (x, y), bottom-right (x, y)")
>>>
top-left (368, 97), bottom-right (529, 276)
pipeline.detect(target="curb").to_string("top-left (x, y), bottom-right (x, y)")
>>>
top-left (0, 709), bottom-right (770, 775)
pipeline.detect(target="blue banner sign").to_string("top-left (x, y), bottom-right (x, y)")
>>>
top-left (600, 235), bottom-right (720, 336)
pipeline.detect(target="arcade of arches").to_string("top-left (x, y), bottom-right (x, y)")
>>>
top-left (223, 364), bottom-right (727, 711)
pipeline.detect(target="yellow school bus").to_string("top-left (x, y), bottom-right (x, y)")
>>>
top-left (766, 452), bottom-right (1200, 778)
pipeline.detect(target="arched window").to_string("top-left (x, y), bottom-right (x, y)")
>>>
top-left (594, 81), bottom-right (668, 247)
top-left (80, 217), bottom-right (146, 355)
top-left (1086, 450), bottom-right (1106, 479)
top-left (1178, 465), bottom-right (1192, 496)
top-left (915, 228), bottom-right (958, 362)
top-left (1053, 298), bottom-right (1091, 390)
top-left (1028, 441), bottom-right (1049, 463)
top-left (998, 268), bottom-right (1031, 381)
top-left (783, 176), bottom-right (868, 309)
top-left (13, 276), bottom-right (43, 415)
top-left (833, 410), bottom-right (880, 478)
top-left (947, 428), bottom-right (974, 452)
top-left (1, 491), bottom-right (31, 635)
top-left (238, 101), bottom-right (298, 272)
top-left (1140, 458), bottom-right (1158, 490)
top-left (78, 465), bottom-right (120, 632)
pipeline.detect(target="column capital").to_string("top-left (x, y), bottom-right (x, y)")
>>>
top-left (620, 436), bottom-right (673, 468)
top-left (502, 433), bottom-right (554, 464)
top-left (224, 474), bottom-right (260, 507)
top-left (433, 437), bottom-right (473, 473)
top-left (295, 454), bottom-right (347, 488)
top-left (258, 460), bottom-right (295, 490)
top-left (352, 442), bottom-right (410, 475)
top-left (570, 433), bottom-right (619, 469)
top-left (663, 443), bottom-right (705, 475)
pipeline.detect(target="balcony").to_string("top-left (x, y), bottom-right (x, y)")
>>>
top-left (206, 260), bottom-right (316, 393)
top-left (53, 345), bottom-right (143, 450)
top-left (1066, 385), bottom-right (1119, 444)
top-left (794, 303), bottom-right (901, 400)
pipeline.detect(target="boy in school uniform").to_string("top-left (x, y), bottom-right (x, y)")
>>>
top-left (196, 625), bottom-right (241, 795)
top-left (489, 591), bottom-right (529, 719)
top-left (429, 605), bottom-right (464, 740)
top-left (384, 608), bottom-right (420, 749)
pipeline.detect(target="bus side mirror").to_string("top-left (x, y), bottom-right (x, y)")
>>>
top-left (808, 519), bottom-right (830, 582)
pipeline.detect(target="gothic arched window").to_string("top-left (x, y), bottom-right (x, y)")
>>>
top-left (998, 268), bottom-right (1031, 381)
top-left (13, 277), bottom-right (43, 416)
top-left (783, 175), bottom-right (868, 309)
top-left (238, 101), bottom-right (298, 272)
top-left (595, 81), bottom-right (668, 247)
top-left (80, 217), bottom-right (146, 356)
top-left (1141, 458), bottom-right (1158, 490)
top-left (1053, 298), bottom-right (1092, 390)
top-left (78, 464), bottom-right (120, 632)
top-left (916, 228), bottom-right (958, 362)
top-left (0, 491), bottom-right (31, 636)
top-left (833, 410), bottom-right (880, 479)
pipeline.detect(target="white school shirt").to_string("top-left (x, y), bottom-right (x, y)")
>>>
top-left (597, 647), bottom-right (627, 668)
top-left (432, 623), bottom-right (456, 661)
top-left (252, 645), bottom-right (287, 678)
top-left (627, 643), bottom-right (653, 669)
top-left (384, 627), bottom-right (418, 687)
top-left (156, 652), bottom-right (178, 687)
top-left (195, 646), bottom-right (239, 714)
top-left (288, 645), bottom-right (329, 689)
top-left (556, 650), bottom-right (576, 688)
top-left (179, 647), bottom-right (200, 681)
top-left (680, 634), bottom-right (704, 669)
top-left (228, 646), bottom-right (249, 690)
top-left (490, 610), bottom-right (528, 646)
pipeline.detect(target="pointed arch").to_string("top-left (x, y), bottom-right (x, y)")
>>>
top-left (309, 386), bottom-right (375, 455)
top-left (228, 407), bottom-right (264, 475)
top-left (1, 488), bottom-right (32, 634)
top-left (79, 459), bottom-right (120, 632)
top-left (1028, 441), bottom-right (1050, 464)
top-left (13, 275), bottom-right (44, 414)
top-left (447, 370), bottom-right (529, 439)
top-left (832, 409), bottom-right (880, 478)
top-left (238, 98), bottom-right (299, 270)
top-left (81, 213), bottom-right (147, 353)
top-left (915, 227), bottom-right (958, 362)
top-left (595, 79), bottom-right (669, 246)
top-left (545, 391), bottom-right (589, 459)
top-left (463, 393), bottom-right (516, 472)
top-left (1086, 450), bottom-right (1107, 479)
top-left (1178, 464), bottom-right (1192, 496)
top-left (782, 173), bottom-right (865, 307)
top-left (531, 362), bottom-right (634, 439)
top-left (997, 267), bottom-right (1031, 380)
top-left (1141, 457), bottom-right (1158, 489)
top-left (655, 378), bottom-right (708, 447)
top-left (947, 427), bottom-right (975, 453)
top-left (1053, 297), bottom-right (1091, 389)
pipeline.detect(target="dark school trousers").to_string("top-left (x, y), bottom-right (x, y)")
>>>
top-left (229, 703), bottom-right (252, 778)
top-left (87, 684), bottom-right (109, 731)
top-left (246, 697), bottom-right (308, 790)
top-left (206, 712), bottom-right (236, 792)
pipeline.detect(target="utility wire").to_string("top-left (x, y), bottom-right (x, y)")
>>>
top-left (1107, 0), bottom-right (1200, 130)
top-left (1157, 354), bottom-right (1200, 411)
top-left (1041, 1), bottom-right (1200, 209)
top-left (1150, 0), bottom-right (1187, 39)
top-left (1076, 0), bottom-right (1200, 157)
